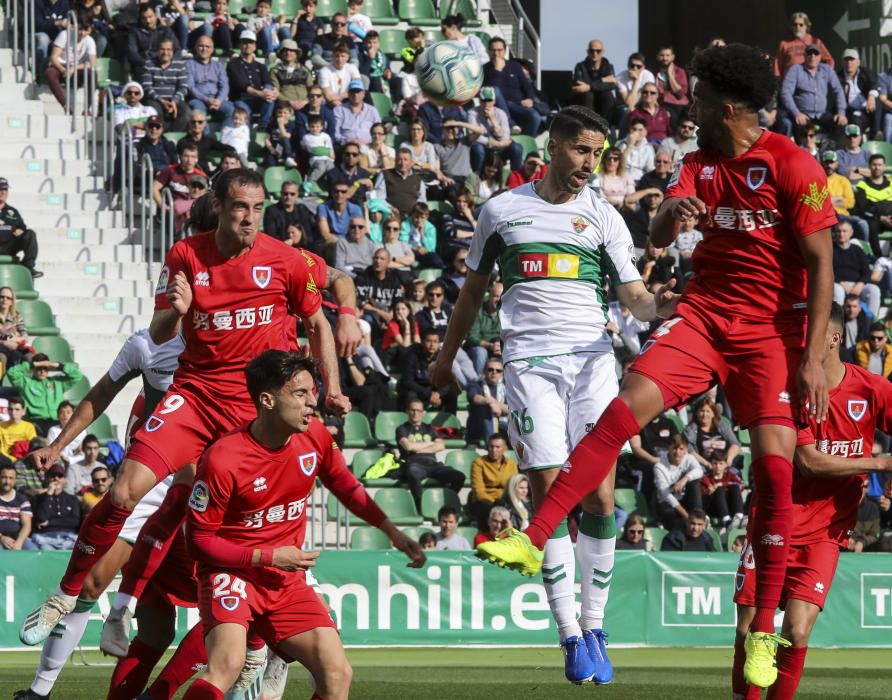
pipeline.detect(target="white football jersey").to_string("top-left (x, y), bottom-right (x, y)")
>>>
top-left (108, 328), bottom-right (185, 411)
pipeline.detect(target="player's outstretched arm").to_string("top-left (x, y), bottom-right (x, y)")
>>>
top-left (795, 443), bottom-right (892, 478)
top-left (303, 307), bottom-right (351, 415)
top-left (649, 196), bottom-right (707, 248)
top-left (798, 228), bottom-right (834, 422)
top-left (380, 520), bottom-right (426, 568)
top-left (615, 278), bottom-right (680, 323)
top-left (430, 269), bottom-right (488, 387)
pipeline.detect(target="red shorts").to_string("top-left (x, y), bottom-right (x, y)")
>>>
top-left (733, 537), bottom-right (841, 610)
top-left (198, 568), bottom-right (334, 650)
top-left (139, 531), bottom-right (199, 610)
top-left (127, 381), bottom-right (256, 480)
top-left (631, 305), bottom-right (806, 429)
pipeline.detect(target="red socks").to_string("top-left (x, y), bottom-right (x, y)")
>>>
top-left (106, 637), bottom-right (165, 700)
top-left (60, 496), bottom-right (133, 596)
top-left (525, 398), bottom-right (641, 549)
top-left (730, 633), bottom-right (747, 697)
top-left (766, 646), bottom-right (808, 700)
top-left (183, 678), bottom-right (223, 700)
top-left (119, 483), bottom-right (191, 598)
top-left (146, 623), bottom-right (208, 699)
top-left (749, 455), bottom-right (794, 633)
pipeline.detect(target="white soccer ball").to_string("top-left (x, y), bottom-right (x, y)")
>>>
top-left (415, 40), bottom-right (484, 106)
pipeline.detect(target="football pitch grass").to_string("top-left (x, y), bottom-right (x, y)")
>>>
top-left (1, 647), bottom-right (890, 699)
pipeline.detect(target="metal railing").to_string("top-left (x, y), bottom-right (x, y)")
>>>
top-left (10, 0), bottom-right (37, 84)
top-left (489, 0), bottom-right (542, 87)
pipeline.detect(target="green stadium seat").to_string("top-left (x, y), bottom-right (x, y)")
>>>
top-left (664, 409), bottom-right (686, 434)
top-left (365, 0), bottom-right (400, 25)
top-left (740, 451), bottom-right (752, 487)
top-left (31, 336), bottom-right (73, 363)
top-left (354, 448), bottom-right (402, 486)
top-left (398, 0), bottom-right (441, 25)
top-left (0, 265), bottom-right (38, 300)
top-left (369, 91), bottom-right (397, 124)
top-left (458, 526), bottom-right (479, 544)
top-left (425, 200), bottom-right (453, 213)
top-left (374, 410), bottom-right (408, 444)
top-left (164, 131), bottom-right (187, 144)
top-left (512, 134), bottom-right (539, 161)
top-left (614, 488), bottom-right (650, 522)
top-left (726, 528), bottom-right (747, 552)
top-left (705, 527), bottom-right (722, 552)
top-left (423, 29), bottom-right (446, 44)
top-left (416, 268), bottom-right (440, 283)
top-left (326, 491), bottom-right (353, 524)
top-left (343, 411), bottom-right (376, 448)
top-left (439, 0), bottom-right (482, 26)
top-left (424, 411), bottom-right (465, 448)
top-left (374, 489), bottom-right (423, 525)
top-left (644, 526), bottom-right (666, 551)
top-left (270, 0), bottom-right (300, 17)
top-left (864, 140), bottom-right (892, 162)
top-left (316, 0), bottom-right (347, 18)
top-left (444, 449), bottom-right (477, 482)
top-left (96, 57), bottom-right (126, 89)
top-left (350, 526), bottom-right (392, 549)
top-left (87, 413), bottom-right (118, 445)
top-left (63, 376), bottom-right (92, 404)
top-left (378, 29), bottom-right (409, 56)
top-left (737, 428), bottom-right (750, 446)
top-left (17, 300), bottom-right (60, 335)
top-left (420, 486), bottom-right (462, 521)
top-left (264, 166), bottom-right (303, 197)
top-left (402, 525), bottom-right (433, 541)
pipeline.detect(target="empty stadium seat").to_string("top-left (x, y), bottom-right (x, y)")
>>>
top-left (398, 0), bottom-right (441, 26)
top-left (316, 0), bottom-right (348, 17)
top-left (645, 526), bottom-right (666, 551)
top-left (614, 488), bottom-right (650, 522)
top-left (96, 57), bottom-right (126, 89)
top-left (63, 376), bottom-right (92, 404)
top-left (0, 265), bottom-right (38, 300)
top-left (402, 525), bottom-right (433, 541)
top-left (344, 411), bottom-right (376, 448)
top-left (704, 527), bottom-right (722, 552)
top-left (378, 29), bottom-right (409, 56)
top-left (457, 526), bottom-right (479, 544)
top-left (444, 449), bottom-right (477, 482)
top-left (440, 0), bottom-right (482, 26)
top-left (369, 91), bottom-right (397, 124)
top-left (373, 489), bottom-right (423, 525)
top-left (31, 336), bottom-right (73, 363)
top-left (264, 166), bottom-right (303, 195)
top-left (350, 526), bottom-right (392, 549)
top-left (88, 413), bottom-right (118, 445)
top-left (512, 134), bottom-right (539, 161)
top-left (374, 410), bottom-right (408, 444)
top-left (420, 487), bottom-right (462, 521)
top-left (365, 0), bottom-right (400, 25)
top-left (18, 300), bottom-right (60, 335)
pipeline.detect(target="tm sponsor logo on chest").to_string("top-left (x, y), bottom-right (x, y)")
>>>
top-left (518, 253), bottom-right (579, 278)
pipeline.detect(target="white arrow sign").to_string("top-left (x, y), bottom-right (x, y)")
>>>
top-left (834, 9), bottom-right (871, 42)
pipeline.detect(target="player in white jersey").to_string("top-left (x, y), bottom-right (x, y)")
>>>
top-left (14, 329), bottom-right (185, 700)
top-left (432, 105), bottom-right (677, 685)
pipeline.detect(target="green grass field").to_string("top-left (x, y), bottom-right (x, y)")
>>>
top-left (1, 647), bottom-right (891, 699)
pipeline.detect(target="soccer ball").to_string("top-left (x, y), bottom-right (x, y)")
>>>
top-left (415, 40), bottom-right (484, 106)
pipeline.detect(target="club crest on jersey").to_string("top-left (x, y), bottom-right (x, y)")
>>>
top-left (220, 596), bottom-right (240, 611)
top-left (252, 266), bottom-right (272, 289)
top-left (189, 480), bottom-right (209, 512)
top-left (746, 166), bottom-right (767, 190)
top-left (571, 216), bottom-right (587, 233)
top-left (699, 165), bottom-right (715, 180)
top-left (144, 416), bottom-right (165, 432)
top-left (299, 452), bottom-right (317, 476)
top-left (848, 399), bottom-right (868, 421)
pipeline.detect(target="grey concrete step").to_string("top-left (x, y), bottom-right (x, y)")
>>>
top-left (0, 173), bottom-right (105, 194)
top-left (38, 295), bottom-right (155, 318)
top-left (22, 210), bottom-right (121, 229)
top-left (7, 191), bottom-right (110, 210)
top-left (0, 138), bottom-right (86, 160)
top-left (55, 312), bottom-right (153, 335)
top-left (33, 227), bottom-right (131, 246)
top-left (35, 260), bottom-right (154, 283)
top-left (0, 158), bottom-right (96, 177)
top-left (37, 278), bottom-right (152, 299)
top-left (29, 241), bottom-right (143, 264)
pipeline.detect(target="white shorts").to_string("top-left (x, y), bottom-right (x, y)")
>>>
top-left (505, 351), bottom-right (619, 470)
top-left (118, 475), bottom-right (173, 544)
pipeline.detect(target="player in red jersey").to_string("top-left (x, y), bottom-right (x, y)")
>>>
top-left (20, 168), bottom-right (351, 648)
top-left (475, 43), bottom-right (836, 688)
top-left (731, 303), bottom-right (892, 700)
top-left (182, 350), bottom-right (424, 700)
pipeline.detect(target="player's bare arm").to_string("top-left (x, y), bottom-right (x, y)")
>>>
top-left (303, 306), bottom-right (351, 415)
top-left (649, 195), bottom-right (708, 248)
top-left (324, 265), bottom-right (362, 357)
top-left (615, 278), bottom-right (681, 322)
top-left (150, 271), bottom-right (191, 344)
top-left (429, 269), bottom-right (489, 387)
top-left (263, 546), bottom-right (320, 572)
top-left (380, 519), bottom-right (426, 568)
top-left (798, 228), bottom-right (834, 422)
top-left (795, 443), bottom-right (892, 478)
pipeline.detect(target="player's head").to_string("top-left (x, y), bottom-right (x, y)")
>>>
top-left (689, 44), bottom-right (775, 149)
top-left (212, 168), bottom-right (265, 247)
top-left (826, 301), bottom-right (845, 360)
top-left (245, 350), bottom-right (318, 433)
top-left (546, 105), bottom-right (609, 196)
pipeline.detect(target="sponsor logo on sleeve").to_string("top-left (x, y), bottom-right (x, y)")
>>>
top-left (189, 480), bottom-right (210, 512)
top-left (800, 182), bottom-right (829, 212)
top-left (848, 399), bottom-right (867, 421)
top-left (252, 266), bottom-right (272, 289)
top-left (299, 452), bottom-right (318, 477)
top-left (155, 266), bottom-right (170, 295)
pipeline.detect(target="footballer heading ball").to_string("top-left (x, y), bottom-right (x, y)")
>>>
top-left (415, 40), bottom-right (484, 106)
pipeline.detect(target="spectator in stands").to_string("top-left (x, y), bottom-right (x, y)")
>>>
top-left (244, 0), bottom-right (289, 56)
top-left (836, 124), bottom-right (870, 182)
top-left (855, 321), bottom-right (892, 377)
top-left (841, 292), bottom-right (872, 361)
top-left (394, 29), bottom-right (425, 112)
top-left (178, 111), bottom-right (219, 174)
top-left (654, 434), bottom-right (704, 528)
top-left (186, 35), bottom-right (235, 127)
top-left (399, 202), bottom-right (442, 268)
top-left (28, 463), bottom-right (80, 550)
top-left (335, 216), bottom-right (376, 276)
top-left (638, 240), bottom-right (678, 288)
top-left (34, 0), bottom-right (70, 72)
top-left (127, 4), bottom-right (179, 75)
top-left (439, 250), bottom-right (468, 304)
top-left (113, 82), bottom-right (157, 146)
top-left (375, 148), bottom-right (426, 217)
top-left (466, 358), bottom-right (508, 443)
top-left (0, 288), bottom-right (32, 376)
top-left (441, 189), bottom-right (477, 255)
top-left (623, 186), bottom-right (661, 252)
top-left (499, 473), bottom-right (531, 530)
top-left (81, 465), bottom-right (110, 514)
top-left (434, 505), bottom-right (470, 550)
top-left (836, 48), bottom-right (877, 136)
top-left (300, 113), bottom-right (335, 181)
top-left (615, 512), bottom-right (648, 551)
top-left (730, 534), bottom-right (746, 553)
top-left (399, 330), bottom-right (457, 413)
top-left (381, 297), bottom-right (419, 364)
top-left (416, 280), bottom-right (451, 340)
top-left (848, 479), bottom-right (880, 551)
top-left (333, 80), bottom-right (380, 147)
top-left (401, 119), bottom-right (452, 192)
top-left (854, 153), bottom-right (892, 256)
top-left (262, 102), bottom-right (297, 168)
top-left (607, 300), bottom-right (651, 369)
top-left (570, 39), bottom-right (618, 123)
top-left (318, 42), bottom-right (361, 108)
top-left (317, 180), bottom-right (363, 248)
top-left (45, 401), bottom-right (84, 465)
top-left (774, 11), bottom-right (834, 79)
top-left (465, 279), bottom-right (502, 376)
top-left (506, 151), bottom-right (546, 189)
top-left (483, 36), bottom-right (541, 136)
top-left (381, 216), bottom-right (413, 269)
top-left (418, 531), bottom-right (436, 550)
top-left (823, 150), bottom-right (869, 241)
top-left (700, 448), bottom-right (746, 532)
top-left (362, 122), bottom-right (394, 176)
top-left (358, 31), bottom-right (390, 95)
top-left (468, 86), bottom-right (521, 173)
top-left (684, 395), bottom-right (740, 470)
top-left (474, 505), bottom-right (511, 545)
top-left (291, 0), bottom-right (324, 57)
top-left (6, 355), bottom-right (82, 436)
top-left (628, 84), bottom-right (671, 144)
top-left (396, 401), bottom-right (465, 507)
top-left (44, 11), bottom-right (96, 111)
top-left (64, 432), bottom-right (102, 496)
top-left (629, 413), bottom-right (679, 497)
top-left (833, 220), bottom-right (881, 317)
top-left (659, 117), bottom-right (698, 165)
top-left (418, 98), bottom-right (468, 147)
top-left (617, 118), bottom-right (655, 183)
top-left (635, 150), bottom-right (674, 194)
top-left (441, 13), bottom-right (487, 64)
top-left (227, 31), bottom-right (277, 129)
top-left (192, 0), bottom-right (242, 55)
top-left (136, 115), bottom-right (178, 179)
top-left (325, 143), bottom-right (373, 205)
top-left (781, 43), bottom-right (847, 143)
top-left (153, 0), bottom-right (189, 59)
top-left (468, 433), bottom-right (517, 527)
top-left (0, 462), bottom-right (32, 550)
top-left (0, 397), bottom-right (36, 460)
top-left (154, 143), bottom-right (208, 234)
top-left (345, 0), bottom-right (371, 42)
top-left (436, 123), bottom-right (476, 194)
top-left (465, 150), bottom-right (504, 207)
top-left (311, 13), bottom-right (357, 69)
top-left (262, 181), bottom-right (313, 242)
top-left (141, 38), bottom-right (189, 131)
top-left (13, 437), bottom-right (44, 498)
top-left (355, 248), bottom-right (403, 328)
top-left (269, 41), bottom-right (311, 116)
top-left (653, 46), bottom-right (689, 126)
top-left (660, 507), bottom-right (715, 552)
top-left (615, 52), bottom-right (654, 124)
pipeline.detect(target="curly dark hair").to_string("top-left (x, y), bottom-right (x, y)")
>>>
top-left (690, 43), bottom-right (775, 112)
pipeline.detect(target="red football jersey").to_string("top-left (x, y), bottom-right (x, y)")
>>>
top-left (154, 233), bottom-right (326, 399)
top-left (666, 130), bottom-right (837, 320)
top-left (792, 363), bottom-right (892, 545)
top-left (187, 419), bottom-right (344, 577)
